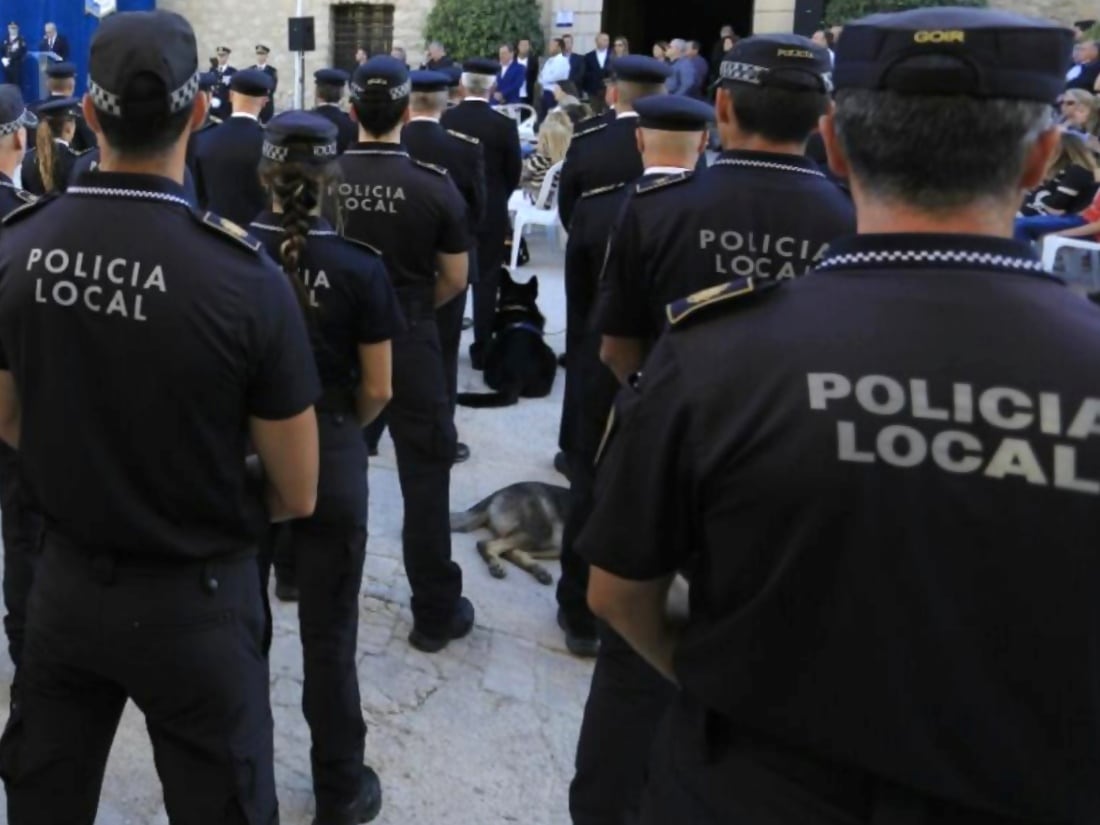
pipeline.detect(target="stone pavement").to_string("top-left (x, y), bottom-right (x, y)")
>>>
top-left (0, 229), bottom-right (591, 824)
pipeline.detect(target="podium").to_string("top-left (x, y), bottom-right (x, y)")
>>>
top-left (28, 51), bottom-right (63, 101)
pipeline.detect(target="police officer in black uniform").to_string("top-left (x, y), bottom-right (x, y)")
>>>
top-left (251, 111), bottom-right (401, 825)
top-left (580, 8), bottom-right (1100, 824)
top-left (251, 44), bottom-right (278, 123)
top-left (597, 38), bottom-right (853, 384)
top-left (441, 58), bottom-right (521, 370)
top-left (339, 56), bottom-right (475, 653)
top-left (192, 67), bottom-right (273, 225)
top-left (405, 69), bottom-right (486, 463)
top-left (31, 62), bottom-right (97, 153)
top-left (313, 68), bottom-right (358, 153)
top-left (210, 45), bottom-right (236, 120)
top-left (0, 84), bottom-right (38, 677)
top-left (0, 10), bottom-right (320, 822)
top-left (20, 96), bottom-right (81, 195)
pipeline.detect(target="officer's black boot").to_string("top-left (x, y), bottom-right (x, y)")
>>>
top-left (312, 765), bottom-right (382, 825)
top-left (408, 596), bottom-right (475, 653)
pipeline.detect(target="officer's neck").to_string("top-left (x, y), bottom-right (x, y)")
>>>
top-left (359, 125), bottom-right (402, 144)
top-left (721, 133), bottom-right (805, 156)
top-left (408, 112), bottom-right (441, 123)
top-left (0, 151), bottom-right (19, 182)
top-left (96, 144), bottom-right (187, 186)
top-left (850, 184), bottom-right (1016, 239)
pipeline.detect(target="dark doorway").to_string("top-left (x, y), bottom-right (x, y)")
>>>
top-left (602, 0), bottom-right (753, 61)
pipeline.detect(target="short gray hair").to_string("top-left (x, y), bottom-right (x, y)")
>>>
top-left (669, 39), bottom-right (686, 53)
top-left (410, 90), bottom-right (448, 113)
top-left (462, 72), bottom-right (495, 96)
top-left (834, 87), bottom-right (1051, 211)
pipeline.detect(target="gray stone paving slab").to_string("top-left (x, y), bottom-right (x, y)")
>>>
top-left (0, 230), bottom-right (590, 824)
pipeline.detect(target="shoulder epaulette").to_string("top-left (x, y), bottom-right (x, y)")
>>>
top-left (343, 237), bottom-right (383, 256)
top-left (446, 128), bottom-right (479, 145)
top-left (413, 159), bottom-right (448, 176)
top-left (196, 211), bottom-right (262, 253)
top-left (636, 171), bottom-right (692, 195)
top-left (581, 182), bottom-right (626, 200)
top-left (2, 194), bottom-right (54, 226)
top-left (666, 277), bottom-right (777, 327)
top-left (574, 121), bottom-right (608, 139)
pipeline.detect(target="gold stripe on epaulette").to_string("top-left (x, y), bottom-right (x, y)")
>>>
top-left (581, 182), bottom-right (626, 199)
top-left (666, 279), bottom-right (755, 326)
top-left (413, 159), bottom-right (448, 175)
top-left (636, 171), bottom-right (692, 195)
top-left (446, 129), bottom-right (480, 145)
top-left (574, 122), bottom-right (608, 139)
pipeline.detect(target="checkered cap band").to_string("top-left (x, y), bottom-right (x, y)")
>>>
top-left (351, 78), bottom-right (411, 102)
top-left (89, 71), bottom-right (200, 117)
top-left (262, 140), bottom-right (339, 164)
top-left (0, 112), bottom-right (28, 136)
top-left (719, 60), bottom-right (832, 92)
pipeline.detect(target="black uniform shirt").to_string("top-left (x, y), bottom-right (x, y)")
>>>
top-left (250, 212), bottom-right (404, 388)
top-left (337, 142), bottom-right (469, 309)
top-left (20, 140), bottom-right (79, 196)
top-left (0, 172), bottom-right (320, 560)
top-left (0, 172), bottom-right (34, 219)
top-left (439, 99), bottom-right (520, 233)
top-left (579, 233), bottom-right (1100, 821)
top-left (312, 103), bottom-right (358, 154)
top-left (597, 150), bottom-right (855, 341)
top-left (71, 148), bottom-right (199, 205)
top-left (403, 117), bottom-right (487, 234)
top-left (191, 114), bottom-right (267, 226)
top-left (557, 113), bottom-right (643, 231)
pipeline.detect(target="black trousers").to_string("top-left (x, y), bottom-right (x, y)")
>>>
top-left (0, 538), bottom-right (277, 825)
top-left (472, 227), bottom-right (505, 359)
top-left (570, 626), bottom-right (676, 825)
top-left (0, 444), bottom-right (42, 669)
top-left (390, 317), bottom-right (462, 634)
top-left (437, 282), bottom-right (469, 415)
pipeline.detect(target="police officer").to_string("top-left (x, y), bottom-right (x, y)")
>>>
top-left (441, 58), bottom-right (521, 371)
top-left (554, 54), bottom-right (671, 660)
top-left (210, 44), bottom-right (236, 119)
top-left (0, 10), bottom-right (320, 822)
top-left (312, 68), bottom-right (357, 153)
top-left (20, 96), bottom-right (80, 195)
top-left (251, 111), bottom-right (401, 825)
top-left (339, 56), bottom-right (475, 652)
top-left (0, 84), bottom-right (38, 677)
top-left (597, 39), bottom-right (853, 383)
top-left (31, 62), bottom-right (97, 152)
top-left (251, 44), bottom-right (278, 122)
top-left (405, 69), bottom-right (486, 463)
top-left (580, 8), bottom-right (1100, 824)
top-left (191, 67), bottom-right (273, 226)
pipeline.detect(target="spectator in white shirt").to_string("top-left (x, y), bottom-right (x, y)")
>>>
top-left (539, 38), bottom-right (571, 122)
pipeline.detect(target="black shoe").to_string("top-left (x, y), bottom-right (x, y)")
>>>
top-left (557, 609), bottom-right (599, 658)
top-left (366, 443), bottom-right (379, 458)
top-left (557, 352), bottom-right (567, 369)
top-left (469, 344), bottom-right (486, 371)
top-left (312, 765), bottom-right (382, 825)
top-left (274, 581), bottom-right (299, 603)
top-left (461, 316), bottom-right (474, 330)
top-left (453, 442), bottom-right (471, 464)
top-left (553, 451), bottom-right (572, 481)
top-left (408, 597), bottom-right (475, 653)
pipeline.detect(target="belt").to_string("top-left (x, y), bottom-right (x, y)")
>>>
top-left (44, 530), bottom-right (257, 581)
top-left (316, 386), bottom-right (356, 414)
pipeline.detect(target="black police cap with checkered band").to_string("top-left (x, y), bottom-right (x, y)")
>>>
top-left (314, 68), bottom-right (349, 86)
top-left (45, 62), bottom-right (76, 80)
top-left (351, 56), bottom-right (411, 103)
top-left (0, 85), bottom-right (37, 136)
top-left (87, 10), bottom-right (200, 119)
top-left (717, 34), bottom-right (832, 93)
top-left (634, 95), bottom-right (715, 131)
top-left (230, 68), bottom-right (274, 96)
top-left (262, 111), bottom-right (339, 165)
top-left (834, 7), bottom-right (1073, 102)
top-left (410, 70), bottom-right (450, 92)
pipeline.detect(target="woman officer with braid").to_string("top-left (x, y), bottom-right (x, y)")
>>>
top-left (250, 111), bottom-right (402, 824)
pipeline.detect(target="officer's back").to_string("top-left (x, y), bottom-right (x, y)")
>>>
top-left (312, 68), bottom-right (358, 154)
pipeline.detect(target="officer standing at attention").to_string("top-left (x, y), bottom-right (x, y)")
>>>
top-left (251, 44), bottom-right (278, 123)
top-left (339, 57), bottom-right (475, 652)
top-left (312, 68), bottom-right (358, 153)
top-left (440, 58), bottom-right (521, 371)
top-left (32, 62), bottom-right (97, 152)
top-left (0, 10), bottom-right (320, 822)
top-left (405, 69), bottom-right (486, 463)
top-left (251, 111), bottom-right (401, 825)
top-left (0, 85), bottom-right (38, 678)
top-left (210, 45), bottom-right (236, 120)
top-left (554, 54), bottom-right (670, 661)
top-left (20, 96), bottom-right (80, 195)
top-left (580, 8), bottom-right (1100, 824)
top-left (598, 37), bottom-right (853, 383)
top-left (192, 67), bottom-right (274, 226)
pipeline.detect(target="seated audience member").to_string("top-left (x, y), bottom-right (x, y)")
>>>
top-left (1059, 88), bottom-right (1100, 135)
top-left (1015, 176), bottom-right (1100, 243)
top-left (522, 110), bottom-right (573, 201)
top-left (1019, 130), bottom-right (1100, 217)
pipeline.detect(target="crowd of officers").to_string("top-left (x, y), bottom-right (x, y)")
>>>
top-left (0, 5), bottom-right (1096, 825)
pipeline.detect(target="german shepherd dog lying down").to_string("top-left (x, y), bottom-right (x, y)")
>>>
top-left (449, 482), bottom-right (570, 584)
top-left (457, 270), bottom-right (558, 408)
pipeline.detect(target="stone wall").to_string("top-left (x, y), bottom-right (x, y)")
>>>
top-left (990, 0), bottom-right (1094, 25)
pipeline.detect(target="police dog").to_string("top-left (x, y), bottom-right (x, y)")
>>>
top-left (449, 482), bottom-right (570, 584)
top-left (457, 270), bottom-right (558, 408)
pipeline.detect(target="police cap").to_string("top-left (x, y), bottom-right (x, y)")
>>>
top-left (45, 61), bottom-right (76, 80)
top-left (216, 46), bottom-right (231, 56)
top-left (255, 44), bottom-right (270, 55)
top-left (717, 34), bottom-right (832, 92)
top-left (351, 56), bottom-right (411, 102)
top-left (230, 68), bottom-right (274, 96)
top-left (36, 96), bottom-right (81, 118)
top-left (634, 95), bottom-right (715, 131)
top-left (314, 68), bottom-right (349, 86)
top-left (410, 70), bottom-right (450, 92)
top-left (0, 85), bottom-right (37, 136)
top-left (198, 71), bottom-right (217, 92)
top-left (443, 65), bottom-right (463, 88)
top-left (834, 7), bottom-right (1073, 102)
top-left (609, 55), bottom-right (673, 84)
top-left (462, 57), bottom-right (500, 76)
top-left (88, 10), bottom-right (200, 119)
top-left (262, 111), bottom-right (339, 165)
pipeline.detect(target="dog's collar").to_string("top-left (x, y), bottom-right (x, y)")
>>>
top-left (502, 320), bottom-right (544, 337)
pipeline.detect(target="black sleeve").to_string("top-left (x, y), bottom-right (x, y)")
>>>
top-left (247, 264), bottom-right (322, 420)
top-left (576, 337), bottom-right (695, 579)
top-left (594, 199), bottom-right (652, 339)
top-left (558, 145), bottom-right (582, 230)
top-left (435, 178), bottom-right (471, 254)
top-left (465, 144), bottom-right (487, 232)
top-left (503, 121), bottom-right (522, 193)
top-left (355, 255), bottom-right (405, 344)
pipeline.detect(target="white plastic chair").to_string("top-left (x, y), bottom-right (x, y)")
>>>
top-left (498, 103), bottom-right (537, 143)
top-left (1040, 235), bottom-right (1100, 291)
top-left (507, 161), bottom-right (565, 270)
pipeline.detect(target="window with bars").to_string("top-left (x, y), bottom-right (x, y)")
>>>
top-left (332, 3), bottom-right (396, 73)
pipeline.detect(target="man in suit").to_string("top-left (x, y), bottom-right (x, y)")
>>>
top-left (1067, 39), bottom-right (1100, 91)
top-left (191, 68), bottom-right (273, 226)
top-left (563, 34), bottom-right (585, 90)
top-left (210, 46), bottom-right (237, 120)
top-left (38, 23), bottom-right (68, 61)
top-left (441, 58), bottom-right (521, 371)
top-left (312, 68), bottom-right (357, 153)
top-left (665, 39), bottom-right (695, 96)
top-left (582, 33), bottom-right (611, 110)
top-left (686, 40), bottom-right (709, 99)
top-left (422, 42), bottom-right (455, 71)
top-left (517, 38), bottom-right (539, 106)
top-left (251, 45), bottom-right (278, 122)
top-left (495, 44), bottom-right (525, 105)
top-left (2, 23), bottom-right (26, 89)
